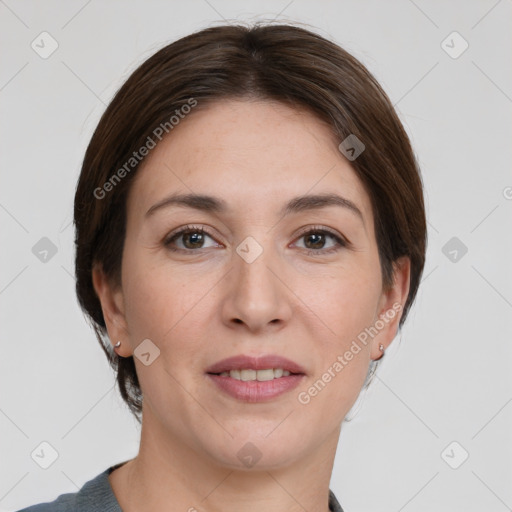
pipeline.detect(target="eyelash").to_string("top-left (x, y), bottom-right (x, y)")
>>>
top-left (163, 224), bottom-right (348, 256)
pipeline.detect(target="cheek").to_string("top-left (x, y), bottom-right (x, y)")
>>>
top-left (297, 262), bottom-right (382, 340)
top-left (296, 289), bottom-right (377, 417)
top-left (292, 263), bottom-right (381, 399)
top-left (120, 244), bottom-right (215, 345)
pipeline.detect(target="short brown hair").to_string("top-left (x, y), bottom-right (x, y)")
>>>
top-left (74, 22), bottom-right (427, 422)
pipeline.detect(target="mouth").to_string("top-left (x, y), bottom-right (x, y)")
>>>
top-left (206, 353), bottom-right (306, 376)
top-left (208, 368), bottom-right (299, 381)
top-left (205, 354), bottom-right (306, 402)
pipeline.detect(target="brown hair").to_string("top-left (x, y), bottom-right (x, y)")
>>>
top-left (74, 22), bottom-right (427, 422)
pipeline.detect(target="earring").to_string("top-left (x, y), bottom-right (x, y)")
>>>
top-left (114, 341), bottom-right (121, 349)
top-left (375, 343), bottom-right (385, 361)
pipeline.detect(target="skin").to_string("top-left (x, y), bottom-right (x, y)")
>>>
top-left (93, 99), bottom-right (410, 512)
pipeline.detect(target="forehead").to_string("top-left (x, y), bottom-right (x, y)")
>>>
top-left (127, 99), bottom-right (373, 224)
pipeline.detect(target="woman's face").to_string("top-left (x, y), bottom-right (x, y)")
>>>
top-left (95, 99), bottom-right (409, 469)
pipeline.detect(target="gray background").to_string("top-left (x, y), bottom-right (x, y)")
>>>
top-left (1, 1), bottom-right (511, 511)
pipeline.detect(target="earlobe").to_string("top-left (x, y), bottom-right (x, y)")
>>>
top-left (91, 264), bottom-right (131, 357)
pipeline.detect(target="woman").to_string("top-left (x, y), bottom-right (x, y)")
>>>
top-left (18, 22), bottom-right (426, 512)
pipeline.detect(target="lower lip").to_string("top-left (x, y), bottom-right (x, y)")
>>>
top-left (207, 374), bottom-right (305, 402)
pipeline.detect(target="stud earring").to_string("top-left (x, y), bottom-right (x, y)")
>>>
top-left (374, 343), bottom-right (385, 361)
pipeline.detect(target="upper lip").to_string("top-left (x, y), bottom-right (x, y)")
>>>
top-left (206, 354), bottom-right (306, 375)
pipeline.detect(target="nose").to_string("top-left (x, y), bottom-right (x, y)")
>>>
top-left (220, 241), bottom-right (293, 333)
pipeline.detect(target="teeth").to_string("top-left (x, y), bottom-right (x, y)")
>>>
top-left (217, 369), bottom-right (293, 380)
top-left (255, 369), bottom-right (274, 381)
top-left (241, 369), bottom-right (257, 381)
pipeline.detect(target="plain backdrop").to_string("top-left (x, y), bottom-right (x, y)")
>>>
top-left (1, 1), bottom-right (511, 511)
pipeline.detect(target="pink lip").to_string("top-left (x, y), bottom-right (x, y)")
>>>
top-left (207, 373), bottom-right (304, 402)
top-left (205, 354), bottom-right (307, 375)
top-left (205, 354), bottom-right (306, 403)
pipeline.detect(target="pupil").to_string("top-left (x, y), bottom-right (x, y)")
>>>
top-left (185, 232), bottom-right (203, 248)
top-left (181, 231), bottom-right (326, 250)
top-left (307, 233), bottom-right (324, 249)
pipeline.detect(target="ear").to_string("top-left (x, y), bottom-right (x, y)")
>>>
top-left (371, 256), bottom-right (411, 360)
top-left (92, 263), bottom-right (132, 357)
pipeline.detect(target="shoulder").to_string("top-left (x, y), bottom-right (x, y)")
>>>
top-left (15, 490), bottom-right (76, 511)
top-left (14, 466), bottom-right (121, 512)
top-left (329, 488), bottom-right (345, 512)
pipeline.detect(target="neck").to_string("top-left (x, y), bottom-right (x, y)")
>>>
top-left (110, 402), bottom-right (341, 512)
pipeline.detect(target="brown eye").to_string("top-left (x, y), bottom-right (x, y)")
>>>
top-left (303, 232), bottom-right (328, 250)
top-left (294, 228), bottom-right (347, 255)
top-left (180, 230), bottom-right (206, 249)
top-left (164, 226), bottom-right (219, 252)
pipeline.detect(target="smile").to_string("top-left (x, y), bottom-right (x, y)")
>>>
top-left (215, 368), bottom-right (292, 381)
top-left (207, 372), bottom-right (305, 402)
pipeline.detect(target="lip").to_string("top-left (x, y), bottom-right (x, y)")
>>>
top-left (205, 354), bottom-right (307, 375)
top-left (205, 354), bottom-right (306, 403)
top-left (207, 373), bottom-right (305, 403)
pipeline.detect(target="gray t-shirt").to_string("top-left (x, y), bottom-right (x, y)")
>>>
top-left (16, 463), bottom-right (345, 511)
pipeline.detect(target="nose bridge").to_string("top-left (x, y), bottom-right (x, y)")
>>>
top-left (223, 233), bottom-right (292, 329)
top-left (235, 234), bottom-right (279, 301)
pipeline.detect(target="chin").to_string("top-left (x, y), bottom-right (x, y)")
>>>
top-left (200, 429), bottom-right (308, 471)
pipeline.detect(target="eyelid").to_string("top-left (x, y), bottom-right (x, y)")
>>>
top-left (164, 224), bottom-right (351, 253)
top-left (163, 224), bottom-right (221, 247)
top-left (292, 225), bottom-right (350, 252)
top-left (294, 224), bottom-right (347, 242)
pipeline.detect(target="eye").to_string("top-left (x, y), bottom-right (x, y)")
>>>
top-left (164, 224), bottom-right (348, 255)
top-left (164, 225), bottom-right (221, 252)
top-left (293, 227), bottom-right (347, 255)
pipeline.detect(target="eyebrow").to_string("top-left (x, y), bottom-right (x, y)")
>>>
top-left (145, 192), bottom-right (364, 222)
